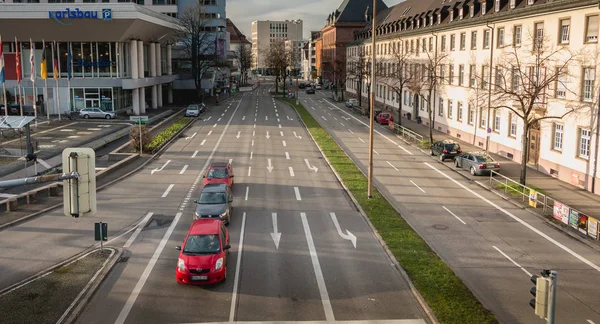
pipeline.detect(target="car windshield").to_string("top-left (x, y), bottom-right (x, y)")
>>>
top-left (208, 168), bottom-right (228, 179)
top-left (183, 234), bottom-right (221, 254)
top-left (198, 192), bottom-right (226, 204)
top-left (188, 106), bottom-right (198, 111)
top-left (381, 114), bottom-right (390, 118)
top-left (475, 155), bottom-right (494, 162)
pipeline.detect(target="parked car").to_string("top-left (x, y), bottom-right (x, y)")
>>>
top-left (194, 183), bottom-right (233, 224)
top-left (455, 152), bottom-right (501, 175)
top-left (175, 218), bottom-right (230, 285)
top-left (79, 108), bottom-right (115, 119)
top-left (315, 84), bottom-right (322, 90)
top-left (345, 99), bottom-right (359, 108)
top-left (203, 162), bottom-right (234, 187)
top-left (430, 140), bottom-right (462, 161)
top-left (373, 109), bottom-right (382, 120)
top-left (185, 104), bottom-right (201, 117)
top-left (306, 88), bottom-right (315, 94)
top-left (376, 112), bottom-right (394, 125)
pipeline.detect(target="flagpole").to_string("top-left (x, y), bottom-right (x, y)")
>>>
top-left (67, 42), bottom-right (71, 114)
top-left (55, 41), bottom-right (61, 121)
top-left (43, 39), bottom-right (49, 121)
top-left (0, 35), bottom-right (6, 116)
top-left (30, 38), bottom-right (38, 127)
top-left (2, 83), bottom-right (6, 116)
top-left (16, 37), bottom-right (23, 116)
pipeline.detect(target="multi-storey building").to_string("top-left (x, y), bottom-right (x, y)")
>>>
top-left (345, 0), bottom-right (600, 193)
top-left (309, 31), bottom-right (320, 81)
top-left (302, 41), bottom-right (311, 80)
top-left (251, 19), bottom-right (303, 74)
top-left (227, 18), bottom-right (251, 87)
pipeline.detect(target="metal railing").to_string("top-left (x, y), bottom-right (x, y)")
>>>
top-left (389, 122), bottom-right (424, 144)
top-left (488, 170), bottom-right (554, 216)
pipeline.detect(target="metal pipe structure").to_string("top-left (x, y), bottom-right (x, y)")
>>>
top-left (368, 0), bottom-right (377, 199)
top-left (0, 171), bottom-right (79, 189)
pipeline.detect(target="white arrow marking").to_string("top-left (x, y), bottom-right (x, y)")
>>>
top-left (191, 150), bottom-right (198, 158)
top-left (179, 165), bottom-right (188, 175)
top-left (321, 116), bottom-right (327, 121)
top-left (161, 184), bottom-right (174, 198)
top-left (267, 159), bottom-right (274, 173)
top-left (242, 116), bottom-right (246, 120)
top-left (289, 167), bottom-right (295, 177)
top-left (151, 160), bottom-right (171, 175)
top-left (200, 139), bottom-right (206, 146)
top-left (248, 166), bottom-right (251, 176)
top-left (236, 131), bottom-right (241, 139)
top-left (271, 213), bottom-right (281, 249)
top-left (266, 131), bottom-right (270, 139)
top-left (185, 132), bottom-right (197, 140)
top-left (285, 152), bottom-right (290, 159)
top-left (293, 131), bottom-right (303, 139)
top-left (265, 116), bottom-right (268, 121)
top-left (330, 212), bottom-right (357, 248)
top-left (205, 116), bottom-right (211, 121)
top-left (207, 130), bottom-right (212, 136)
top-left (287, 116), bottom-right (293, 120)
top-left (280, 131), bottom-right (284, 136)
top-left (305, 159), bottom-right (318, 173)
top-left (282, 140), bottom-right (287, 147)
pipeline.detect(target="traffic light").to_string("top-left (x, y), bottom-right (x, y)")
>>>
top-left (530, 271), bottom-right (551, 319)
top-left (62, 148), bottom-right (96, 218)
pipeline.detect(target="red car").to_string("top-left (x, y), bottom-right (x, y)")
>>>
top-left (176, 218), bottom-right (230, 285)
top-left (376, 112), bottom-right (394, 125)
top-left (203, 162), bottom-right (234, 187)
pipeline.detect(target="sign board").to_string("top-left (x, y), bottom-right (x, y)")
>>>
top-left (49, 8), bottom-right (112, 26)
top-left (130, 116), bottom-right (148, 124)
top-left (94, 222), bottom-right (108, 241)
top-left (528, 189), bottom-right (538, 208)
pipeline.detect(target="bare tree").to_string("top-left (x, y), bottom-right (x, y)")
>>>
top-left (380, 42), bottom-right (413, 126)
top-left (329, 59), bottom-right (347, 101)
top-left (464, 54), bottom-right (489, 145)
top-left (265, 39), bottom-right (293, 94)
top-left (237, 44), bottom-right (253, 86)
top-left (176, 4), bottom-right (225, 101)
top-left (347, 47), bottom-right (370, 110)
top-left (490, 32), bottom-right (579, 185)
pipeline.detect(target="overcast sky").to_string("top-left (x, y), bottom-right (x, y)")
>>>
top-left (227, 0), bottom-right (404, 40)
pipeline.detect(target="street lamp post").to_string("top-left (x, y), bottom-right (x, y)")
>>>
top-left (367, 0), bottom-right (377, 199)
top-left (294, 20), bottom-right (301, 105)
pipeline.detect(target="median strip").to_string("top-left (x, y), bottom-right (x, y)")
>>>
top-left (279, 97), bottom-right (498, 324)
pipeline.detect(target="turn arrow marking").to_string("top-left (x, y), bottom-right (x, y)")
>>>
top-left (330, 212), bottom-right (357, 248)
top-left (151, 160), bottom-right (171, 175)
top-left (293, 131), bottom-right (302, 139)
top-left (304, 159), bottom-right (318, 173)
top-left (266, 131), bottom-right (270, 139)
top-left (236, 131), bottom-right (241, 139)
top-left (271, 212), bottom-right (281, 249)
top-left (267, 159), bottom-right (274, 173)
top-left (185, 132), bottom-right (197, 140)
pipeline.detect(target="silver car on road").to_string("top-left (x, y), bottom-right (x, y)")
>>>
top-left (454, 152), bottom-right (501, 176)
top-left (79, 108), bottom-right (115, 119)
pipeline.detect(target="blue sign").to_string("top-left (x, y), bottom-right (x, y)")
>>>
top-left (49, 8), bottom-right (112, 26)
top-left (77, 59), bottom-right (111, 68)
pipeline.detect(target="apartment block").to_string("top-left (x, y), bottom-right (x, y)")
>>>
top-left (251, 19), bottom-right (303, 73)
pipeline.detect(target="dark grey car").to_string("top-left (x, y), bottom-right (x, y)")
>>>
top-left (455, 152), bottom-right (501, 176)
top-left (430, 140), bottom-right (462, 161)
top-left (193, 183), bottom-right (233, 224)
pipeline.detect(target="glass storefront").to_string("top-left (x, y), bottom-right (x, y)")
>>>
top-left (71, 87), bottom-right (114, 111)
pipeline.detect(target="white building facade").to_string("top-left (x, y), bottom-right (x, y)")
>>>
top-left (346, 0), bottom-right (600, 194)
top-left (251, 19), bottom-right (303, 73)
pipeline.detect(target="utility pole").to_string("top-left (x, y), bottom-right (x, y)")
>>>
top-left (367, 0), bottom-right (377, 199)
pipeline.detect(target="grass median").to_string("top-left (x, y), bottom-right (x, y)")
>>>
top-left (145, 117), bottom-right (194, 152)
top-left (279, 97), bottom-right (498, 324)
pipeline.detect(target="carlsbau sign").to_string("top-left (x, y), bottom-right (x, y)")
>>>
top-left (49, 8), bottom-right (112, 26)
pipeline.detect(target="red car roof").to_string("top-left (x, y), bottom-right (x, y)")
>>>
top-left (188, 219), bottom-right (222, 235)
top-left (209, 162), bottom-right (229, 168)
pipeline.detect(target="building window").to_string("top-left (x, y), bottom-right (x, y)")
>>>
top-left (553, 123), bottom-right (563, 150)
top-left (534, 22), bottom-right (544, 49)
top-left (527, 0), bottom-right (534, 5)
top-left (449, 64), bottom-right (455, 84)
top-left (439, 97), bottom-right (444, 116)
top-left (510, 113), bottom-right (517, 137)
top-left (583, 68), bottom-right (595, 102)
top-left (484, 30), bottom-right (491, 49)
top-left (482, 65), bottom-right (489, 89)
top-left (460, 32), bottom-right (466, 50)
top-left (495, 67), bottom-right (503, 90)
top-left (559, 19), bottom-right (570, 44)
top-left (497, 28), bottom-right (505, 47)
top-left (458, 101), bottom-right (464, 121)
top-left (586, 15), bottom-right (599, 43)
top-left (482, 2), bottom-right (487, 15)
top-left (471, 31), bottom-right (477, 49)
top-left (469, 64), bottom-right (476, 88)
top-left (448, 100), bottom-right (454, 119)
top-left (441, 35), bottom-right (446, 51)
top-left (469, 4), bottom-right (474, 17)
top-left (440, 65), bottom-right (446, 84)
top-left (579, 128), bottom-right (591, 159)
top-left (513, 25), bottom-right (522, 46)
top-left (450, 34), bottom-right (456, 51)
top-left (468, 104), bottom-right (474, 125)
top-left (429, 37), bottom-right (433, 52)
top-left (512, 67), bottom-right (520, 91)
top-left (495, 0), bottom-right (500, 11)
top-left (459, 64), bottom-right (465, 86)
top-left (459, 8), bottom-right (464, 19)
top-left (510, 0), bottom-right (515, 9)
top-left (494, 109), bottom-right (501, 132)
top-left (480, 107), bottom-right (486, 127)
top-left (555, 68), bottom-right (566, 98)
top-left (422, 39), bottom-right (427, 52)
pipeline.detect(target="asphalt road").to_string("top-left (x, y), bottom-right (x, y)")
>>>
top-left (71, 85), bottom-right (428, 324)
top-left (301, 90), bottom-right (600, 324)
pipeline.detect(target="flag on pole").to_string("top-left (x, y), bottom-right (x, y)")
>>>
top-left (40, 40), bottom-right (47, 80)
top-left (66, 42), bottom-right (72, 80)
top-left (53, 41), bottom-right (59, 80)
top-left (15, 37), bottom-right (22, 84)
top-left (0, 36), bottom-right (5, 85)
top-left (29, 39), bottom-right (35, 82)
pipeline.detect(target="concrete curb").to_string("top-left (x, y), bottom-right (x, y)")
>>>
top-left (277, 97), bottom-right (438, 324)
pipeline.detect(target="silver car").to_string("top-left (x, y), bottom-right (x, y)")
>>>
top-left (454, 152), bottom-right (501, 176)
top-left (79, 108), bottom-right (115, 119)
top-left (185, 104), bottom-right (201, 117)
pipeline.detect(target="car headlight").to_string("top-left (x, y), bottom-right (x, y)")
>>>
top-left (215, 257), bottom-right (223, 270)
top-left (220, 211), bottom-right (227, 219)
top-left (194, 211), bottom-right (200, 218)
top-left (178, 258), bottom-right (186, 272)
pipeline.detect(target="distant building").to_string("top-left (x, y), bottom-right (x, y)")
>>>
top-left (227, 18), bottom-right (251, 87)
top-left (251, 19), bottom-right (303, 74)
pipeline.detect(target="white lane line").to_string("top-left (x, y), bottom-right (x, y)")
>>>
top-left (386, 161), bottom-right (399, 171)
top-left (358, 137), bottom-right (365, 143)
top-left (278, 124), bottom-right (282, 128)
top-left (221, 113), bottom-right (225, 117)
top-left (280, 131), bottom-right (284, 136)
top-left (276, 113), bottom-right (279, 117)
top-left (410, 180), bottom-right (426, 193)
top-left (425, 162), bottom-right (600, 273)
top-left (245, 187), bottom-right (249, 201)
top-left (282, 140), bottom-right (287, 147)
top-left (161, 184), bottom-right (174, 198)
top-left (587, 320), bottom-right (596, 324)
top-left (321, 116), bottom-right (327, 121)
top-left (242, 116), bottom-right (246, 121)
top-left (289, 167), bottom-right (295, 177)
top-left (398, 144), bottom-right (414, 155)
top-left (179, 165), bottom-right (188, 175)
top-left (251, 140), bottom-right (254, 146)
top-left (265, 116), bottom-right (268, 121)
top-left (300, 212), bottom-right (335, 322)
top-left (294, 187), bottom-right (302, 200)
top-left (254, 118), bottom-right (257, 122)
top-left (348, 129), bottom-right (354, 134)
top-left (191, 150), bottom-right (198, 158)
top-left (207, 130), bottom-right (213, 136)
top-left (493, 246), bottom-right (532, 277)
top-left (285, 152), bottom-right (290, 159)
top-left (114, 212), bottom-right (183, 324)
top-left (442, 206), bottom-right (467, 225)
top-left (311, 106), bottom-right (315, 110)
top-left (229, 212), bottom-right (247, 322)
top-left (254, 124), bottom-right (256, 128)
top-left (200, 139), bottom-right (206, 146)
top-left (247, 166), bottom-right (251, 176)
top-left (341, 123), bottom-right (345, 127)
top-left (277, 118), bottom-right (280, 122)
top-left (213, 123), bottom-right (218, 128)
top-left (374, 149), bottom-right (380, 155)
top-left (250, 152), bottom-right (253, 159)
top-left (37, 159), bottom-right (52, 169)
top-left (123, 212), bottom-right (154, 248)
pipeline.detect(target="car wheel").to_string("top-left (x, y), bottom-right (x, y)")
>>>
top-left (470, 166), bottom-right (476, 175)
top-left (83, 114), bottom-right (89, 119)
top-left (439, 154), bottom-right (445, 162)
top-left (105, 115), bottom-right (111, 119)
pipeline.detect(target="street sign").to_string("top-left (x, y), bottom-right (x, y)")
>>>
top-left (130, 116), bottom-right (148, 124)
top-left (487, 127), bottom-right (492, 134)
top-left (94, 222), bottom-right (108, 241)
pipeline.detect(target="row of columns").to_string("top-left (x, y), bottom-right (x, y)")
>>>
top-left (130, 40), bottom-right (174, 115)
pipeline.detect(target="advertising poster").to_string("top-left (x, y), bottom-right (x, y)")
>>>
top-left (553, 201), bottom-right (570, 225)
top-left (569, 209), bottom-right (589, 235)
top-left (588, 217), bottom-right (598, 240)
top-left (529, 189), bottom-right (538, 208)
top-left (569, 209), bottom-right (579, 229)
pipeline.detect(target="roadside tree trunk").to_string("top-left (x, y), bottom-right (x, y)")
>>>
top-left (427, 89), bottom-right (434, 144)
top-left (396, 90), bottom-right (403, 126)
top-left (520, 122), bottom-right (530, 186)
